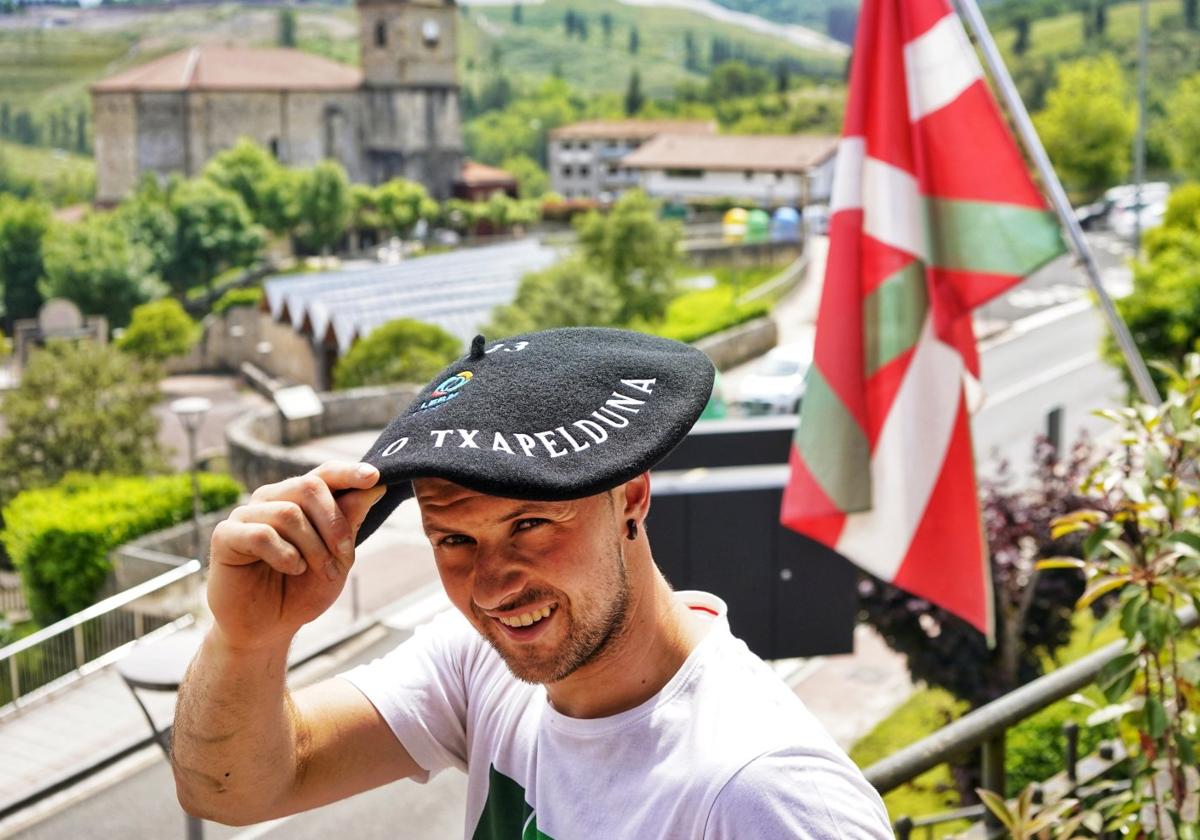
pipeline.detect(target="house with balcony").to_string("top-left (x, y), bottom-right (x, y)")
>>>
top-left (547, 119), bottom-right (716, 200)
top-left (621, 133), bottom-right (839, 208)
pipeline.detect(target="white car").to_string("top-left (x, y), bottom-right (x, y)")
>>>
top-left (1109, 196), bottom-right (1166, 241)
top-left (734, 342), bottom-right (812, 416)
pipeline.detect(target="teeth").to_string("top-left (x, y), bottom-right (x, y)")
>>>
top-left (498, 605), bottom-right (553, 627)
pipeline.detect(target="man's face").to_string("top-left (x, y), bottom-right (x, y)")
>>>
top-left (414, 478), bottom-right (632, 685)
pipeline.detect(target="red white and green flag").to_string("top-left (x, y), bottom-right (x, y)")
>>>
top-left (779, 0), bottom-right (1065, 636)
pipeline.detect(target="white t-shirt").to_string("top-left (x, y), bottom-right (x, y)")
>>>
top-left (339, 591), bottom-right (892, 839)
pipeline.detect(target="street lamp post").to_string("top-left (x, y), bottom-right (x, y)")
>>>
top-left (169, 397), bottom-right (212, 562)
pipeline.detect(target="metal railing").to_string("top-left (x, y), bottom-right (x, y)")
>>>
top-left (0, 559), bottom-right (203, 714)
top-left (864, 605), bottom-right (1198, 836)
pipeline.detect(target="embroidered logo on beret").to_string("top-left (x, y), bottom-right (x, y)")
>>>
top-left (419, 371), bottom-right (474, 412)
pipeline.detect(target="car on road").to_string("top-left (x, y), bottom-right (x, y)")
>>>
top-left (733, 342), bottom-right (812, 416)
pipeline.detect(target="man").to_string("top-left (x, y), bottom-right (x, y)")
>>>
top-left (172, 328), bottom-right (892, 837)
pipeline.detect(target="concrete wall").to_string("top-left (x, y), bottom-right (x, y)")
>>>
top-left (227, 383), bottom-right (420, 489)
top-left (695, 316), bottom-right (778, 371)
top-left (686, 240), bottom-right (802, 268)
top-left (167, 306), bottom-right (324, 388)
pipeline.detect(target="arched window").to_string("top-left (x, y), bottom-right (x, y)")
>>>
top-left (374, 20), bottom-right (387, 47)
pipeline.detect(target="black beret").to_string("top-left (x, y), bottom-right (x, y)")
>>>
top-left (354, 327), bottom-right (715, 546)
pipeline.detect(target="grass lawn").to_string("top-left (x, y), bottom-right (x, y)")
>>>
top-left (849, 610), bottom-right (1126, 834)
top-left (0, 139), bottom-right (95, 206)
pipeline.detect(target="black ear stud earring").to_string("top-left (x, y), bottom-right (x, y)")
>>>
top-left (626, 519), bottom-right (638, 540)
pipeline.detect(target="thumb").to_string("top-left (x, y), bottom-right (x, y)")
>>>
top-left (338, 484), bottom-right (390, 537)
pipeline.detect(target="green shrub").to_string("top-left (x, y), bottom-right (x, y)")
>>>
top-left (647, 285), bottom-right (771, 343)
top-left (212, 286), bottom-right (264, 315)
top-left (1004, 688), bottom-right (1116, 795)
top-left (333, 318), bottom-right (460, 390)
top-left (1, 472), bottom-right (242, 624)
top-left (116, 298), bottom-right (200, 363)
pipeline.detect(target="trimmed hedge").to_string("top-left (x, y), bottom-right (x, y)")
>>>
top-left (212, 286), bottom-right (264, 315)
top-left (1, 472), bottom-right (242, 624)
top-left (649, 286), bottom-right (771, 344)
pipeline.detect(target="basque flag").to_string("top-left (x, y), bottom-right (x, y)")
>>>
top-left (780, 0), bottom-right (1065, 636)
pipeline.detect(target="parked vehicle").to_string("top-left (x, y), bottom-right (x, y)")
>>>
top-left (733, 342), bottom-right (812, 416)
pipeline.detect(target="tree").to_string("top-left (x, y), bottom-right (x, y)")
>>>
top-left (294, 160), bottom-right (352, 255)
top-left (164, 178), bottom-right (264, 295)
top-left (0, 341), bottom-right (165, 504)
top-left (574, 189), bottom-right (680, 323)
top-left (628, 25), bottom-right (639, 54)
top-left (624, 69), bottom-right (645, 116)
top-left (1013, 15), bottom-right (1032, 56)
top-left (203, 138), bottom-right (295, 234)
top-left (1187, 0), bottom-right (1198, 29)
top-left (707, 61), bottom-right (772, 101)
top-left (1165, 75), bottom-right (1200, 179)
top-left (374, 178), bottom-right (438, 238)
top-left (501, 154), bottom-right (549, 198)
top-left (278, 6), bottom-right (297, 47)
top-left (512, 2), bottom-right (522, 24)
top-left (601, 12), bottom-right (613, 44)
top-left (1108, 185), bottom-right (1200, 388)
top-left (0, 195), bottom-right (49, 333)
top-left (114, 174), bottom-right (178, 284)
top-left (115, 298), bottom-right (200, 363)
top-left (486, 256), bottom-right (622, 337)
top-left (39, 212), bottom-right (164, 329)
top-left (332, 318), bottom-right (460, 390)
top-left (1032, 55), bottom-right (1134, 193)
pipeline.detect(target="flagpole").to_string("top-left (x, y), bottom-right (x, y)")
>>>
top-left (952, 0), bottom-right (1162, 407)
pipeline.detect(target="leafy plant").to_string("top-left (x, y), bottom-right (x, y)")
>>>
top-left (1028, 354), bottom-right (1200, 837)
top-left (1, 472), bottom-right (241, 623)
top-left (211, 286), bottom-right (264, 316)
top-left (116, 298), bottom-right (199, 363)
top-left (0, 340), bottom-right (166, 504)
top-left (333, 318), bottom-right (460, 390)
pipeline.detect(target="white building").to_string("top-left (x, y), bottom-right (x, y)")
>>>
top-left (621, 133), bottom-right (839, 207)
top-left (547, 119), bottom-right (716, 200)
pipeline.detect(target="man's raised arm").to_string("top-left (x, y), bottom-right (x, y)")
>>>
top-left (170, 462), bottom-right (421, 825)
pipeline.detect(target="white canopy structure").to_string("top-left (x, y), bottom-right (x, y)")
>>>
top-left (263, 239), bottom-right (562, 352)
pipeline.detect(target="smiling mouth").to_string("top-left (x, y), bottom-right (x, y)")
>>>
top-left (494, 604), bottom-right (556, 628)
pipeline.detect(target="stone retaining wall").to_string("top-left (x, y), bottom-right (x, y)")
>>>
top-left (227, 384), bottom-right (420, 490)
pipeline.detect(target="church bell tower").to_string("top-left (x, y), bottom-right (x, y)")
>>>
top-left (356, 0), bottom-right (463, 198)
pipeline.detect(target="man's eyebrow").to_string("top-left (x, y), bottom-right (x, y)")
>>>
top-left (422, 505), bottom-right (552, 531)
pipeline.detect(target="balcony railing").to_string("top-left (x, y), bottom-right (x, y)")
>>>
top-left (864, 604), bottom-right (1198, 836)
top-left (0, 558), bottom-right (203, 714)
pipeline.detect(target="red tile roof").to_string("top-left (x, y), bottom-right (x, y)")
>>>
top-left (459, 160), bottom-right (516, 186)
top-left (91, 46), bottom-right (362, 93)
top-left (621, 133), bottom-right (838, 173)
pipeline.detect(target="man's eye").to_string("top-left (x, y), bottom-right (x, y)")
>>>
top-left (514, 518), bottom-right (548, 533)
top-left (438, 534), bottom-right (474, 547)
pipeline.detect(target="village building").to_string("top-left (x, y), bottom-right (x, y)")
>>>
top-left (90, 0), bottom-right (464, 204)
top-left (621, 133), bottom-right (839, 208)
top-left (547, 120), bottom-right (716, 200)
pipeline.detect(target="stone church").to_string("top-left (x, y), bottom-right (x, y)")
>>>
top-left (90, 0), bottom-right (463, 204)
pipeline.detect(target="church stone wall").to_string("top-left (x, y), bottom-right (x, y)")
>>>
top-left (93, 92), bottom-right (138, 204)
top-left (136, 93), bottom-right (189, 179)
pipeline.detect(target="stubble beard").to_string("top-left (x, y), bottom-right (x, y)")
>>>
top-left (481, 536), bottom-right (632, 685)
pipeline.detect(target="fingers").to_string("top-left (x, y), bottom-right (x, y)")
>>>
top-left (338, 484), bottom-right (390, 536)
top-left (212, 518), bottom-right (308, 576)
top-left (312, 460), bottom-right (380, 493)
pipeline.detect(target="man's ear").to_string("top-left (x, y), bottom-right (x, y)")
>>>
top-left (619, 472), bottom-right (651, 523)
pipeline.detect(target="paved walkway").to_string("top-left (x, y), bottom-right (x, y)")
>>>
top-left (0, 499), bottom-right (441, 817)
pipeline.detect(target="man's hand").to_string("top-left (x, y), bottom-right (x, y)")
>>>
top-left (207, 461), bottom-right (387, 652)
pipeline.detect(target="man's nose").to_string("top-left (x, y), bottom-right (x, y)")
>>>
top-left (471, 547), bottom-right (529, 611)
